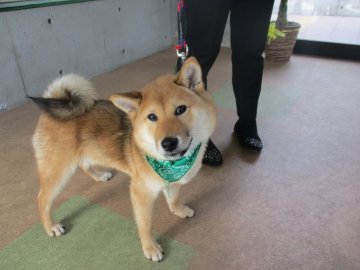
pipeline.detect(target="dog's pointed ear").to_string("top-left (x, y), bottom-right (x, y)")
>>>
top-left (175, 57), bottom-right (205, 91)
top-left (110, 91), bottom-right (142, 113)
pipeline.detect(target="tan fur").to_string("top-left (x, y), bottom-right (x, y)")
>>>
top-left (32, 57), bottom-right (216, 261)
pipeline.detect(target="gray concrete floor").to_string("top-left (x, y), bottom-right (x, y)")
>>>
top-left (1, 48), bottom-right (360, 269)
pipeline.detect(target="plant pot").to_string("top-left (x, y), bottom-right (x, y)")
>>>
top-left (265, 21), bottom-right (301, 63)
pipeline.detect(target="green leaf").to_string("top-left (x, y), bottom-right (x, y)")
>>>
top-left (267, 22), bottom-right (286, 44)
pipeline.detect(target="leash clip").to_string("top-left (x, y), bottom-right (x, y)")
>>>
top-left (176, 44), bottom-right (188, 63)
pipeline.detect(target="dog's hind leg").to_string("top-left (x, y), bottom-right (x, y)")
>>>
top-left (164, 184), bottom-right (195, 218)
top-left (37, 160), bottom-right (77, 237)
top-left (79, 159), bottom-right (114, 182)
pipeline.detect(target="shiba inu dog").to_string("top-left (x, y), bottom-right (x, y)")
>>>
top-left (30, 57), bottom-right (216, 262)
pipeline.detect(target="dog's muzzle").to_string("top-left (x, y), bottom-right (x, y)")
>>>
top-left (161, 137), bottom-right (178, 152)
top-left (160, 137), bottom-right (192, 159)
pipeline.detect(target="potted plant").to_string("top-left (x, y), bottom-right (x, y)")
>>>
top-left (265, 0), bottom-right (301, 62)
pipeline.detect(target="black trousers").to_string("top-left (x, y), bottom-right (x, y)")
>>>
top-left (184, 0), bottom-right (275, 124)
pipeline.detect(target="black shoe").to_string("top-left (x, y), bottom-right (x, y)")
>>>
top-left (234, 120), bottom-right (263, 152)
top-left (202, 139), bottom-right (223, 166)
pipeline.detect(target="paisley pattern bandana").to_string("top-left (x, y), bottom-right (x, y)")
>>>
top-left (146, 144), bottom-right (202, 191)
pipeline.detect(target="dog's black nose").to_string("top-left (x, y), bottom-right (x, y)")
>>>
top-left (161, 137), bottom-right (178, 152)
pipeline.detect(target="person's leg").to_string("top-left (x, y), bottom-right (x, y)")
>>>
top-left (230, 0), bottom-right (274, 151)
top-left (184, 0), bottom-right (231, 166)
top-left (185, 0), bottom-right (231, 87)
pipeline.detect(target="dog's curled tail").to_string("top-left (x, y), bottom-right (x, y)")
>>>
top-left (29, 74), bottom-right (97, 121)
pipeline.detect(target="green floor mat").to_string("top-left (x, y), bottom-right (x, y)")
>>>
top-left (0, 196), bottom-right (194, 270)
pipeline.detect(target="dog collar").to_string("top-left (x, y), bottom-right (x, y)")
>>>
top-left (146, 143), bottom-right (202, 186)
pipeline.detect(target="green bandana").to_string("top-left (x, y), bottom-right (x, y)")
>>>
top-left (146, 144), bottom-right (202, 192)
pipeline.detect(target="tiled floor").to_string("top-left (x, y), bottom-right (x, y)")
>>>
top-left (1, 48), bottom-right (360, 269)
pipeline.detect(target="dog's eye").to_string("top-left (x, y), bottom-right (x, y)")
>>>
top-left (147, 113), bottom-right (158, 121)
top-left (175, 105), bottom-right (187, 116)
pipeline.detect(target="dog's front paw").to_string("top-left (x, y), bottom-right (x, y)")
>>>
top-left (47, 223), bottom-right (65, 237)
top-left (172, 205), bottom-right (195, 219)
top-left (142, 240), bottom-right (163, 262)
